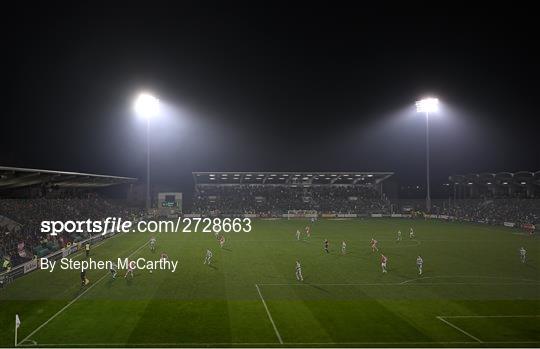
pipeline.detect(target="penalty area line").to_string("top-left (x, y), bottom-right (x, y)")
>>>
top-left (255, 283), bottom-right (283, 344)
top-left (436, 316), bottom-right (483, 343)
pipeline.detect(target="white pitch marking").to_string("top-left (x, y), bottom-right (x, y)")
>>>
top-left (17, 340), bottom-right (540, 346)
top-left (19, 237), bottom-right (152, 346)
top-left (255, 283), bottom-right (283, 344)
top-left (436, 316), bottom-right (483, 343)
top-left (400, 275), bottom-right (540, 285)
top-left (258, 282), bottom-right (539, 286)
top-left (442, 315), bottom-right (540, 318)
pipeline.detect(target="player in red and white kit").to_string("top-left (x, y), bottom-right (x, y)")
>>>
top-left (219, 235), bottom-right (225, 248)
top-left (160, 252), bottom-right (169, 261)
top-left (305, 226), bottom-right (311, 238)
top-left (370, 238), bottom-right (379, 252)
top-left (124, 260), bottom-right (136, 278)
top-left (380, 254), bottom-right (388, 273)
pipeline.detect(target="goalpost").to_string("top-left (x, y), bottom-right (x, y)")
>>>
top-left (286, 210), bottom-right (318, 220)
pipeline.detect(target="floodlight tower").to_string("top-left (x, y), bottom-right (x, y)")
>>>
top-left (134, 93), bottom-right (160, 211)
top-left (415, 97), bottom-right (439, 213)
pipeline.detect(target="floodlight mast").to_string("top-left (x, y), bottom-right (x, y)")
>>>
top-left (134, 93), bottom-right (160, 211)
top-left (415, 98), bottom-right (439, 213)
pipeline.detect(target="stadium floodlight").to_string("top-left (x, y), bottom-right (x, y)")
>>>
top-left (415, 97), bottom-right (439, 113)
top-left (134, 93), bottom-right (160, 119)
top-left (134, 92), bottom-right (160, 211)
top-left (416, 97), bottom-right (439, 213)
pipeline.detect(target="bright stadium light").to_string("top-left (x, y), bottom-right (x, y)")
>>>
top-left (415, 96), bottom-right (439, 213)
top-left (134, 92), bottom-right (160, 211)
top-left (415, 97), bottom-right (439, 113)
top-left (134, 93), bottom-right (160, 119)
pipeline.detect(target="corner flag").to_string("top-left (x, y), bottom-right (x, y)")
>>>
top-left (15, 314), bottom-right (21, 347)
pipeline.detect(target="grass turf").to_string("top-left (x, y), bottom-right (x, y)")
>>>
top-left (0, 218), bottom-right (538, 347)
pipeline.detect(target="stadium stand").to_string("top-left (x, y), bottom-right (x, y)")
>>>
top-left (192, 171), bottom-right (538, 227)
top-left (449, 171), bottom-right (540, 199)
top-left (442, 199), bottom-right (539, 225)
top-left (0, 167), bottom-right (139, 271)
top-left (392, 198), bottom-right (539, 226)
top-left (192, 172), bottom-right (393, 215)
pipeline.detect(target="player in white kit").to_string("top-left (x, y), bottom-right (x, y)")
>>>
top-left (397, 230), bottom-right (402, 242)
top-left (370, 238), bottom-right (379, 252)
top-left (341, 241), bottom-right (347, 254)
top-left (219, 235), bottom-right (225, 248)
top-left (409, 227), bottom-right (415, 239)
top-left (149, 237), bottom-right (156, 252)
top-left (520, 247), bottom-right (527, 263)
top-left (204, 249), bottom-right (213, 265)
top-left (416, 255), bottom-right (423, 275)
top-left (110, 262), bottom-right (118, 279)
top-left (296, 229), bottom-right (301, 240)
top-left (295, 260), bottom-right (303, 281)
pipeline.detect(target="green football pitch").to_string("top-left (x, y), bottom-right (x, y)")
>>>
top-left (1, 219), bottom-right (539, 347)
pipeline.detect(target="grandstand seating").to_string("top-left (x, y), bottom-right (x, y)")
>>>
top-left (192, 184), bottom-right (390, 215)
top-left (0, 197), bottom-right (141, 271)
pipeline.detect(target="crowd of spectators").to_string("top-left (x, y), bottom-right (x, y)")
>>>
top-left (3, 186), bottom-right (537, 272)
top-left (441, 199), bottom-right (539, 225)
top-left (193, 185), bottom-right (539, 226)
top-left (1, 195), bottom-right (142, 271)
top-left (393, 198), bottom-right (539, 225)
top-left (192, 185), bottom-right (390, 215)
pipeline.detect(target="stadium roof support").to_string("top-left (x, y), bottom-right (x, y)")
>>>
top-left (0, 166), bottom-right (137, 190)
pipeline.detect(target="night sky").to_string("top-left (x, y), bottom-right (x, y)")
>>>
top-left (3, 3), bottom-right (539, 198)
